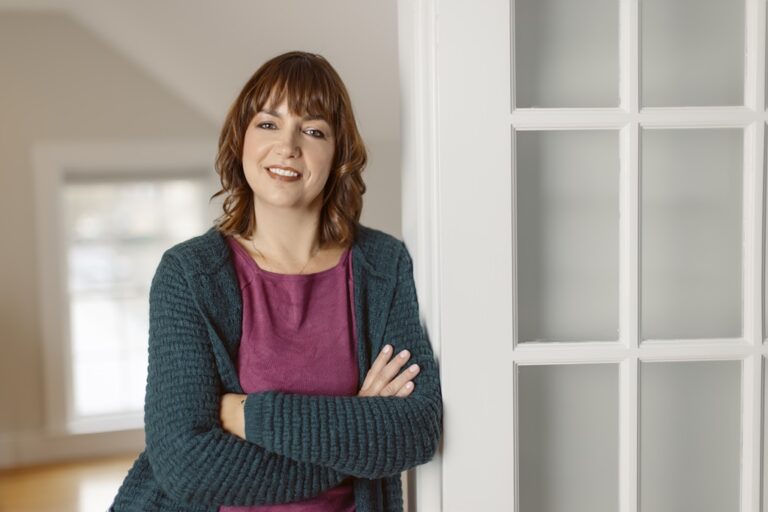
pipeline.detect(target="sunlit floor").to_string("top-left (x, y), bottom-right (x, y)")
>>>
top-left (0, 454), bottom-right (137, 512)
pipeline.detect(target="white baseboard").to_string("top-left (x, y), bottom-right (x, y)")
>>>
top-left (0, 428), bottom-right (145, 470)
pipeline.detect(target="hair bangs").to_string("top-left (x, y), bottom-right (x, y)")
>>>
top-left (252, 59), bottom-right (341, 131)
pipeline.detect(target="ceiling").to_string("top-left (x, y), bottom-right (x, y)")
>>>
top-left (0, 0), bottom-right (401, 141)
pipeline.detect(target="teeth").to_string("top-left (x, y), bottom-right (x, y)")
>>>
top-left (268, 167), bottom-right (299, 177)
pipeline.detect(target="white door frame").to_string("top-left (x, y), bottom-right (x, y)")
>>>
top-left (397, 1), bottom-right (443, 510)
top-left (398, 0), bottom-right (516, 509)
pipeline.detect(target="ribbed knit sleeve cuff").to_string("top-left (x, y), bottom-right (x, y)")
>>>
top-left (243, 391), bottom-right (276, 447)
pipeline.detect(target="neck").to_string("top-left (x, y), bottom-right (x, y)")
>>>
top-left (249, 201), bottom-right (324, 265)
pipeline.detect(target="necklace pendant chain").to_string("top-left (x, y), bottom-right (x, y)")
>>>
top-left (250, 236), bottom-right (320, 275)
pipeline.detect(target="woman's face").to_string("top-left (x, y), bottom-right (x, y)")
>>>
top-left (241, 97), bottom-right (335, 214)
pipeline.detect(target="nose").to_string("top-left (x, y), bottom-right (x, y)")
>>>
top-left (274, 127), bottom-right (300, 158)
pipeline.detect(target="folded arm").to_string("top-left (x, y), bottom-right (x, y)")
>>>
top-left (144, 252), bottom-right (348, 506)
top-left (242, 241), bottom-right (443, 479)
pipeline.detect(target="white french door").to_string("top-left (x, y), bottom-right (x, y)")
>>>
top-left (399, 0), bottom-right (768, 510)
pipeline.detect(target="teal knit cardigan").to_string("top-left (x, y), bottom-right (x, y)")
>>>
top-left (110, 224), bottom-right (443, 511)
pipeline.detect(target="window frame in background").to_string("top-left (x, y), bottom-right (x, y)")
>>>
top-left (32, 140), bottom-right (217, 437)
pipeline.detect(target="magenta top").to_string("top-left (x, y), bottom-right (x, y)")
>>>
top-left (220, 237), bottom-right (359, 512)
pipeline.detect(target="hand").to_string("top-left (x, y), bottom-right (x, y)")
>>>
top-left (357, 344), bottom-right (420, 397)
top-left (220, 393), bottom-right (247, 439)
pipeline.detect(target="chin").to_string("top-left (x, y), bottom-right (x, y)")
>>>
top-left (254, 195), bottom-right (303, 210)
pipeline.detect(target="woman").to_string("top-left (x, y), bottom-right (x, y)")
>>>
top-left (109, 51), bottom-right (442, 512)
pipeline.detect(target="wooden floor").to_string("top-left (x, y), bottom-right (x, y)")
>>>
top-left (0, 454), bottom-right (137, 512)
top-left (0, 456), bottom-right (411, 511)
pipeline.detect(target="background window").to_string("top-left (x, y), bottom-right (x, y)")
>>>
top-left (63, 174), bottom-right (212, 432)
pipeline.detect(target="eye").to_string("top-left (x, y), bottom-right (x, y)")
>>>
top-left (256, 122), bottom-right (276, 129)
top-left (304, 128), bottom-right (326, 139)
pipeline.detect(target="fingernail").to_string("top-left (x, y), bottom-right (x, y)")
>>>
top-left (399, 350), bottom-right (409, 359)
top-left (383, 344), bottom-right (391, 353)
top-left (406, 382), bottom-right (413, 389)
top-left (409, 364), bottom-right (419, 373)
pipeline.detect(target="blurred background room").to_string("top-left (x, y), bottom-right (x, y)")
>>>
top-left (0, 1), bottom-right (402, 510)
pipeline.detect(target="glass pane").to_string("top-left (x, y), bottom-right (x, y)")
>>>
top-left (640, 360), bottom-right (740, 512)
top-left (518, 364), bottom-right (619, 512)
top-left (64, 177), bottom-right (210, 418)
top-left (516, 130), bottom-right (619, 342)
top-left (515, 0), bottom-right (618, 107)
top-left (640, 129), bottom-right (742, 340)
top-left (641, 0), bottom-right (744, 107)
top-left (71, 296), bottom-right (148, 415)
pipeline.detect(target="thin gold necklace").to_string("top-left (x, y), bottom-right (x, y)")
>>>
top-left (249, 236), bottom-right (321, 275)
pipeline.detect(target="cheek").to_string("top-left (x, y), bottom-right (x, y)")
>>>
top-left (241, 140), bottom-right (258, 162)
top-left (319, 143), bottom-right (336, 171)
top-left (241, 166), bottom-right (259, 194)
top-left (242, 129), bottom-right (270, 161)
top-left (240, 152), bottom-right (259, 186)
top-left (315, 155), bottom-right (334, 184)
top-left (241, 142), bottom-right (264, 187)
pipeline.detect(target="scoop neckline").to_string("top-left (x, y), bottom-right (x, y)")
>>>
top-left (228, 235), bottom-right (350, 279)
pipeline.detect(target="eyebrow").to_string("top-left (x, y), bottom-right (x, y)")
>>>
top-left (258, 109), bottom-right (328, 123)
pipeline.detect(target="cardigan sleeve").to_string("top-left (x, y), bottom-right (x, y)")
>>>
top-left (143, 252), bottom-right (349, 506)
top-left (242, 240), bottom-right (443, 479)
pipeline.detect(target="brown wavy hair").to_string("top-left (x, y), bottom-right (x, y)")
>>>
top-left (211, 51), bottom-right (367, 246)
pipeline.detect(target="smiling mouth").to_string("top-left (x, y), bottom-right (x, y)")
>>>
top-left (265, 167), bottom-right (301, 181)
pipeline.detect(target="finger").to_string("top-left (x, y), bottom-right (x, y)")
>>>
top-left (395, 381), bottom-right (415, 397)
top-left (381, 349), bottom-right (411, 379)
top-left (361, 344), bottom-right (394, 391)
top-left (370, 349), bottom-right (411, 395)
top-left (379, 363), bottom-right (420, 397)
